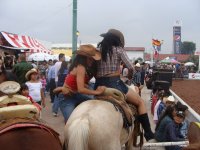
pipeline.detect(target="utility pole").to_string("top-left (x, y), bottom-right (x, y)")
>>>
top-left (72, 0), bottom-right (77, 56)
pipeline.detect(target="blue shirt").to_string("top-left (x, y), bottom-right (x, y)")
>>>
top-left (155, 116), bottom-right (173, 142)
top-left (165, 121), bottom-right (185, 150)
top-left (48, 65), bottom-right (56, 81)
top-left (157, 101), bottom-right (165, 119)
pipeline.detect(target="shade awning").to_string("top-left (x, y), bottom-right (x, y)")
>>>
top-left (0, 31), bottom-right (52, 54)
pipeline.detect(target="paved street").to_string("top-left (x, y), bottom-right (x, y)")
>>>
top-left (41, 94), bottom-right (65, 143)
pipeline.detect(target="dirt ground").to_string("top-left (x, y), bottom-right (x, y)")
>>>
top-left (171, 79), bottom-right (200, 115)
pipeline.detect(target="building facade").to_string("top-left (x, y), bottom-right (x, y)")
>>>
top-left (173, 21), bottom-right (182, 54)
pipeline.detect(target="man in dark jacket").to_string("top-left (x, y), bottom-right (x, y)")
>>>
top-left (12, 54), bottom-right (33, 84)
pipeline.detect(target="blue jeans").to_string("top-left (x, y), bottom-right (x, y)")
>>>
top-left (52, 95), bottom-right (61, 114)
top-left (59, 93), bottom-right (91, 122)
top-left (95, 76), bottom-right (128, 94)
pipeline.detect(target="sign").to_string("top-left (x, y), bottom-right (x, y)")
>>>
top-left (188, 73), bottom-right (200, 80)
top-left (195, 51), bottom-right (200, 55)
top-left (173, 26), bottom-right (181, 54)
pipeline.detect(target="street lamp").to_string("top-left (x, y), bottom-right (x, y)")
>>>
top-left (76, 30), bottom-right (80, 36)
top-left (76, 30), bottom-right (81, 48)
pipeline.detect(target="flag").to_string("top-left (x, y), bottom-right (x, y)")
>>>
top-left (154, 49), bottom-right (159, 58)
top-left (152, 39), bottom-right (161, 46)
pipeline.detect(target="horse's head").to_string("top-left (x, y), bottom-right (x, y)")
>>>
top-left (102, 88), bottom-right (126, 102)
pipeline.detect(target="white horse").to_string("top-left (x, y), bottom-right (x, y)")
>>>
top-left (64, 87), bottom-right (138, 150)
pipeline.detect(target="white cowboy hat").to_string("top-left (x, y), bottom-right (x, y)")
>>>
top-left (135, 63), bottom-right (141, 67)
top-left (167, 95), bottom-right (175, 102)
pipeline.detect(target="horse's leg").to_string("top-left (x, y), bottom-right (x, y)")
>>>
top-left (101, 141), bottom-right (121, 150)
top-left (125, 135), bottom-right (134, 150)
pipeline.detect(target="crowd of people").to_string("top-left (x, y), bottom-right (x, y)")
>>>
top-left (0, 28), bottom-right (190, 149)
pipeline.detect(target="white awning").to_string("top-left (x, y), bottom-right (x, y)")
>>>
top-left (0, 31), bottom-right (52, 54)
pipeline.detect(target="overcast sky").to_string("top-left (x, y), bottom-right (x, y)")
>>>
top-left (0, 0), bottom-right (200, 53)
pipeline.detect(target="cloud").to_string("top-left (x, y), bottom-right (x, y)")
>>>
top-left (0, 0), bottom-right (199, 53)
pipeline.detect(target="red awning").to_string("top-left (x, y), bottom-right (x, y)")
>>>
top-left (0, 31), bottom-right (52, 54)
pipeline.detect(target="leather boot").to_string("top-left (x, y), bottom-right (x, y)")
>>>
top-left (138, 113), bottom-right (154, 141)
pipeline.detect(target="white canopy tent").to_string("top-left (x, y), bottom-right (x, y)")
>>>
top-left (184, 62), bottom-right (195, 66)
top-left (50, 54), bottom-right (71, 61)
top-left (28, 53), bottom-right (52, 61)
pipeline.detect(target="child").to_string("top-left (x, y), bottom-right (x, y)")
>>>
top-left (25, 68), bottom-right (45, 107)
top-left (153, 89), bottom-right (165, 124)
top-left (19, 84), bottom-right (41, 111)
top-left (40, 73), bottom-right (47, 96)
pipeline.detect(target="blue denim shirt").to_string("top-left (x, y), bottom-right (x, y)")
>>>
top-left (165, 121), bottom-right (185, 150)
top-left (155, 116), bottom-right (173, 142)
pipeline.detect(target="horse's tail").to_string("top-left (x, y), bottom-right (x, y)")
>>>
top-left (67, 118), bottom-right (89, 150)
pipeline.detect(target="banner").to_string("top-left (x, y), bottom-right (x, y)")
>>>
top-left (188, 73), bottom-right (200, 80)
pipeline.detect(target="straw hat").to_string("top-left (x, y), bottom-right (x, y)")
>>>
top-left (25, 68), bottom-right (38, 80)
top-left (0, 81), bottom-right (20, 94)
top-left (76, 44), bottom-right (101, 60)
top-left (166, 95), bottom-right (175, 102)
top-left (100, 29), bottom-right (125, 47)
top-left (135, 63), bottom-right (141, 67)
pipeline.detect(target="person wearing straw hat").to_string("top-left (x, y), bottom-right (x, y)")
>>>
top-left (95, 29), bottom-right (154, 141)
top-left (53, 44), bottom-right (106, 122)
top-left (25, 68), bottom-right (45, 107)
top-left (157, 95), bottom-right (175, 120)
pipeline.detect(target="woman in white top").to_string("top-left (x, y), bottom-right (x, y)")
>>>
top-left (25, 68), bottom-right (45, 107)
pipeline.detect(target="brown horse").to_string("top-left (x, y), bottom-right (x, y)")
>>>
top-left (183, 122), bottom-right (200, 150)
top-left (0, 118), bottom-right (62, 150)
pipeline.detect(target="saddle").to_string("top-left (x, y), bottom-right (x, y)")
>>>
top-left (96, 88), bottom-right (143, 147)
top-left (0, 94), bottom-right (40, 120)
top-left (0, 81), bottom-right (40, 121)
top-left (95, 88), bottom-right (137, 129)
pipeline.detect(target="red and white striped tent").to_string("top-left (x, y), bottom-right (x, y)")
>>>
top-left (0, 31), bottom-right (52, 54)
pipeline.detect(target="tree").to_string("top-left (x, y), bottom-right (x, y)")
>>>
top-left (181, 41), bottom-right (196, 54)
top-left (137, 57), bottom-right (143, 63)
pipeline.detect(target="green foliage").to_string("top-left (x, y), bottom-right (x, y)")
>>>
top-left (181, 41), bottom-right (196, 54)
top-left (137, 57), bottom-right (143, 63)
top-left (186, 55), bottom-right (199, 71)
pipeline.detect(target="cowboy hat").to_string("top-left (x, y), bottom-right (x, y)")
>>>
top-left (0, 81), bottom-right (20, 94)
top-left (176, 111), bottom-right (185, 118)
top-left (166, 95), bottom-right (175, 102)
top-left (25, 68), bottom-right (38, 80)
top-left (100, 29), bottom-right (125, 47)
top-left (76, 44), bottom-right (101, 60)
top-left (135, 63), bottom-right (141, 67)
